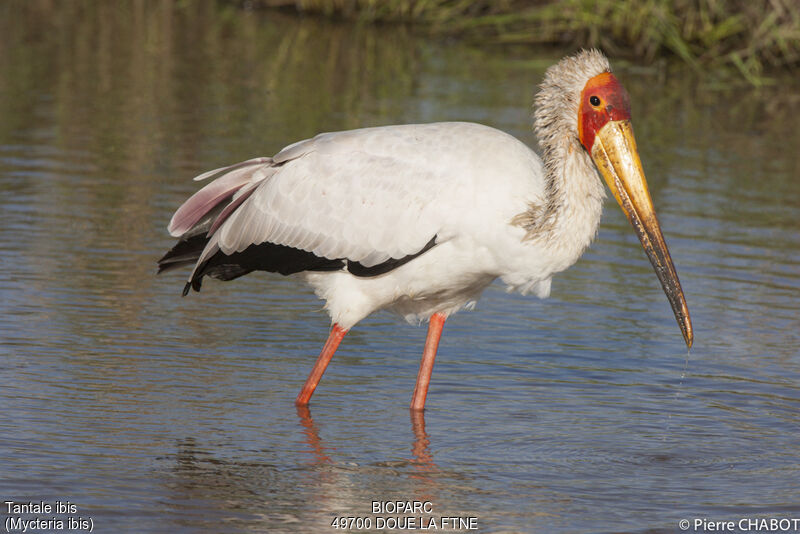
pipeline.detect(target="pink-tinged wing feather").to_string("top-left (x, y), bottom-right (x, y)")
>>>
top-left (206, 181), bottom-right (261, 236)
top-left (167, 158), bottom-right (273, 237)
top-left (192, 157), bottom-right (271, 182)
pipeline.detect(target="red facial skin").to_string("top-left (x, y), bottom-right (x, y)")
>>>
top-left (578, 72), bottom-right (633, 153)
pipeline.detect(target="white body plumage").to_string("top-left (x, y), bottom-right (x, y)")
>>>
top-left (171, 121), bottom-right (605, 329)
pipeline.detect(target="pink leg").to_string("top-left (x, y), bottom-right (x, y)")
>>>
top-left (410, 313), bottom-right (446, 411)
top-left (295, 324), bottom-right (348, 406)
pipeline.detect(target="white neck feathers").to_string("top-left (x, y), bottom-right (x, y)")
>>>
top-left (515, 50), bottom-right (611, 262)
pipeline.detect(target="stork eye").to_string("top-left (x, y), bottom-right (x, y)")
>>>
top-left (589, 95), bottom-right (601, 106)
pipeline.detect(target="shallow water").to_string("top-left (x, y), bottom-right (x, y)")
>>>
top-left (1, 2), bottom-right (799, 533)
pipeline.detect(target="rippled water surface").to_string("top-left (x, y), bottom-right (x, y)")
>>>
top-left (2, 2), bottom-right (799, 533)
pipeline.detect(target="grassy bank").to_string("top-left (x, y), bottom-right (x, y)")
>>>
top-left (254, 0), bottom-right (800, 84)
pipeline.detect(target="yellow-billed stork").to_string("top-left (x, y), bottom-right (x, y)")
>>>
top-left (158, 50), bottom-right (693, 411)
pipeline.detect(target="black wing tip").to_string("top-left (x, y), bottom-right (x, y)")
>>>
top-left (158, 234), bottom-right (209, 295)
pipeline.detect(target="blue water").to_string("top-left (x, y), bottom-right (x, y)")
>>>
top-left (1, 2), bottom-right (799, 533)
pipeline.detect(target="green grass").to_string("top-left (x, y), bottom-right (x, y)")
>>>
top-left (257, 0), bottom-right (800, 84)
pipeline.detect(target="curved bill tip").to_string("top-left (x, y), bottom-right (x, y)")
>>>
top-left (591, 119), bottom-right (693, 349)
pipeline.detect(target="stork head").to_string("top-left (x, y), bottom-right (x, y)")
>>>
top-left (537, 50), bottom-right (693, 348)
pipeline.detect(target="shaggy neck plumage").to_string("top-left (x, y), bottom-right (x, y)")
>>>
top-left (517, 50), bottom-right (610, 254)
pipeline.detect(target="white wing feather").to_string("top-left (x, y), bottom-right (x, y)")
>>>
top-left (195, 122), bottom-right (545, 273)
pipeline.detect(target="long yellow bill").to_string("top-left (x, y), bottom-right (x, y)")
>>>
top-left (591, 119), bottom-right (693, 348)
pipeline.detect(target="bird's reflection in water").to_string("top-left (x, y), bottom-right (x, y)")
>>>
top-left (292, 406), bottom-right (451, 525)
top-left (408, 409), bottom-right (443, 510)
top-left (295, 407), bottom-right (439, 470)
top-left (295, 405), bottom-right (333, 466)
top-left (159, 409), bottom-right (450, 529)
top-left (409, 410), bottom-right (439, 478)
top-left (294, 406), bottom-right (441, 486)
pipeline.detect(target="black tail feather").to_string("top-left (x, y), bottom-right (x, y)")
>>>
top-left (157, 234), bottom-right (209, 275)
